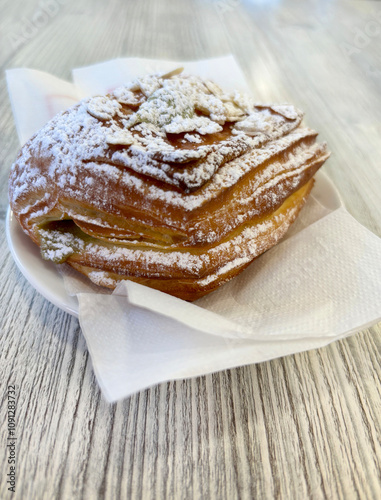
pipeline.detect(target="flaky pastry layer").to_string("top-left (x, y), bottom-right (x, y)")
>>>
top-left (9, 70), bottom-right (330, 300)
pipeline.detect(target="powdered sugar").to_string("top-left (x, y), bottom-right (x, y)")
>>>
top-left (36, 199), bottom-right (301, 283)
top-left (86, 96), bottom-right (122, 121)
top-left (184, 133), bottom-right (202, 144)
top-left (8, 70), bottom-right (329, 292)
top-left (39, 228), bottom-right (85, 263)
top-left (9, 72), bottom-right (306, 215)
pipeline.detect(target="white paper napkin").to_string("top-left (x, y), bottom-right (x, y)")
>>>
top-left (6, 57), bottom-right (381, 402)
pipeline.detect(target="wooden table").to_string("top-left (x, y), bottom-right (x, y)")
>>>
top-left (1, 0), bottom-right (381, 498)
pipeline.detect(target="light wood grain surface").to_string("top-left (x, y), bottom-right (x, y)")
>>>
top-left (1, 0), bottom-right (381, 499)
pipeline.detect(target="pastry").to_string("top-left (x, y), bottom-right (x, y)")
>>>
top-left (9, 69), bottom-right (330, 301)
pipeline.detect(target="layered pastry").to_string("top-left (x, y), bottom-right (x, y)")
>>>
top-left (9, 69), bottom-right (330, 301)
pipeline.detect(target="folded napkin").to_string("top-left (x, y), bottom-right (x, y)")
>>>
top-left (6, 57), bottom-right (381, 402)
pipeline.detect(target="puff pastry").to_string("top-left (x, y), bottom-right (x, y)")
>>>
top-left (9, 69), bottom-right (330, 301)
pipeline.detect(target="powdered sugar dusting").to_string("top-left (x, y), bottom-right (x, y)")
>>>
top-left (36, 199), bottom-right (302, 283)
top-left (9, 72), bottom-right (305, 212)
top-left (8, 70), bottom-right (330, 294)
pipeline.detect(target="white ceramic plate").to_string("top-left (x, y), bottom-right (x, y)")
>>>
top-left (6, 170), bottom-right (343, 318)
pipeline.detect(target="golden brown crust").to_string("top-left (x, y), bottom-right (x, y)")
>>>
top-left (67, 179), bottom-right (314, 300)
top-left (8, 71), bottom-right (330, 300)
